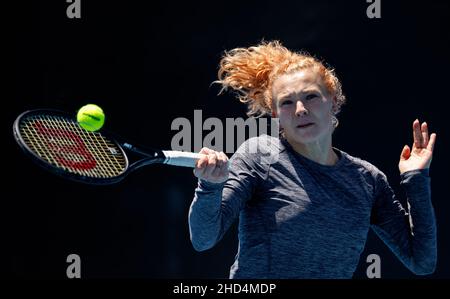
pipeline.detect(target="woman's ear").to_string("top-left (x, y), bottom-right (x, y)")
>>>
top-left (271, 110), bottom-right (277, 118)
top-left (331, 96), bottom-right (338, 114)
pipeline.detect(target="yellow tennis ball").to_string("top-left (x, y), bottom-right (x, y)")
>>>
top-left (77, 104), bottom-right (105, 132)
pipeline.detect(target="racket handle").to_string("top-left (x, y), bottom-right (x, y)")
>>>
top-left (162, 151), bottom-right (204, 168)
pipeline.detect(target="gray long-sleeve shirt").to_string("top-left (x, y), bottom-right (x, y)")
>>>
top-left (188, 135), bottom-right (437, 278)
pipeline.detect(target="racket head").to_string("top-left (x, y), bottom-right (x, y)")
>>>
top-left (13, 109), bottom-right (130, 185)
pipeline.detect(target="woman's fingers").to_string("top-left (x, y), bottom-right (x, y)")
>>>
top-left (427, 133), bottom-right (437, 152)
top-left (219, 152), bottom-right (229, 170)
top-left (421, 122), bottom-right (429, 147)
top-left (196, 154), bottom-right (209, 168)
top-left (196, 147), bottom-right (213, 168)
top-left (193, 160), bottom-right (207, 177)
top-left (199, 147), bottom-right (214, 155)
top-left (204, 152), bottom-right (218, 177)
top-left (194, 148), bottom-right (211, 177)
top-left (413, 119), bottom-right (423, 149)
top-left (412, 119), bottom-right (434, 150)
top-left (193, 148), bottom-right (229, 183)
top-left (212, 152), bottom-right (229, 177)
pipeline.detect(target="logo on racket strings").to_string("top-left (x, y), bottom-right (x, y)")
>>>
top-left (34, 121), bottom-right (97, 171)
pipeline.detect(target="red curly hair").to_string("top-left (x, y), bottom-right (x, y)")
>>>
top-left (216, 40), bottom-right (346, 117)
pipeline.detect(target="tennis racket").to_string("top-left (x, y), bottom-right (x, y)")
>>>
top-left (13, 109), bottom-right (204, 185)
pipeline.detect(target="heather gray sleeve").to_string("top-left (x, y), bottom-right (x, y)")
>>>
top-left (188, 148), bottom-right (264, 252)
top-left (370, 168), bottom-right (437, 275)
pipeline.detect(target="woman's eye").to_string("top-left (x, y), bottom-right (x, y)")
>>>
top-left (281, 100), bottom-right (293, 106)
top-left (306, 94), bottom-right (318, 101)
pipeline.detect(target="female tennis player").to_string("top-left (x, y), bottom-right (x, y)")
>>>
top-left (188, 41), bottom-right (437, 278)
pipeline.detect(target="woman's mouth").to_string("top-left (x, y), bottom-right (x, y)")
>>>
top-left (296, 123), bottom-right (314, 129)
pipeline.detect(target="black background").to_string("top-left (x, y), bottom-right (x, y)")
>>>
top-left (6, 0), bottom-right (449, 279)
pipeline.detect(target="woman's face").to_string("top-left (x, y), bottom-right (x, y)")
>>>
top-left (272, 69), bottom-right (335, 144)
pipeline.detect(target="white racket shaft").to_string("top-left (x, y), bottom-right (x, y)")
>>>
top-left (162, 151), bottom-right (204, 168)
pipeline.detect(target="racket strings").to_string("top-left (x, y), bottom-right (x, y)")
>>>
top-left (19, 114), bottom-right (127, 178)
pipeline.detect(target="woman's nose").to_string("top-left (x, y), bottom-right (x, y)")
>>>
top-left (295, 101), bottom-right (308, 116)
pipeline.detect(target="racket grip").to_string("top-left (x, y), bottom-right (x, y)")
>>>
top-left (162, 151), bottom-right (204, 168)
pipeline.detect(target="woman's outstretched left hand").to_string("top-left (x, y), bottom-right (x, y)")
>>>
top-left (399, 119), bottom-right (437, 174)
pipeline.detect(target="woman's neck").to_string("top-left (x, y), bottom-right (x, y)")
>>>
top-left (285, 135), bottom-right (338, 166)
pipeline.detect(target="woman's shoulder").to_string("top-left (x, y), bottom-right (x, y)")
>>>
top-left (231, 134), bottom-right (283, 169)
